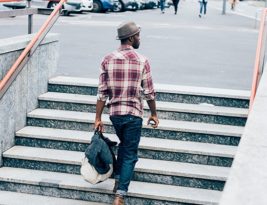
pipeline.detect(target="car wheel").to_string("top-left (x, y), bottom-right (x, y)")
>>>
top-left (47, 1), bottom-right (58, 8)
top-left (112, 0), bottom-right (124, 12)
top-left (62, 9), bottom-right (70, 16)
top-left (132, 2), bottom-right (138, 11)
top-left (92, 0), bottom-right (103, 12)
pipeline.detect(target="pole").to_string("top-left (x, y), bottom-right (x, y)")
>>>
top-left (222, 0), bottom-right (227, 15)
top-left (27, 0), bottom-right (32, 34)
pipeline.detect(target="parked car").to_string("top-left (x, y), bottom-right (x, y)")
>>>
top-left (143, 0), bottom-right (157, 9)
top-left (92, 0), bottom-right (114, 12)
top-left (112, 0), bottom-right (138, 12)
top-left (136, 0), bottom-right (145, 9)
top-left (81, 0), bottom-right (94, 11)
top-left (46, 0), bottom-right (82, 15)
top-left (2, 2), bottom-right (26, 10)
top-left (2, 0), bottom-right (84, 16)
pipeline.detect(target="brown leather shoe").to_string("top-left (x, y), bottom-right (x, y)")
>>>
top-left (112, 195), bottom-right (124, 205)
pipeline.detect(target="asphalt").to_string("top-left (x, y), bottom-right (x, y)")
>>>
top-left (0, 0), bottom-right (266, 90)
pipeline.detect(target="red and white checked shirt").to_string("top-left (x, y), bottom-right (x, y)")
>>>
top-left (97, 45), bottom-right (155, 117)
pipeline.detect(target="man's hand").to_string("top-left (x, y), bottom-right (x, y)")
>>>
top-left (94, 100), bottom-right (106, 132)
top-left (147, 115), bottom-right (159, 129)
top-left (94, 119), bottom-right (104, 132)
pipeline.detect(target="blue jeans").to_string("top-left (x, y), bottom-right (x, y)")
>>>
top-left (200, 1), bottom-right (207, 14)
top-left (160, 0), bottom-right (165, 12)
top-left (110, 115), bottom-right (143, 195)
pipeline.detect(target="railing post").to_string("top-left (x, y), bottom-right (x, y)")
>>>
top-left (27, 0), bottom-right (32, 34)
top-left (222, 0), bottom-right (227, 15)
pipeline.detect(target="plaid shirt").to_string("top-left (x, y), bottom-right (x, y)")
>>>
top-left (97, 45), bottom-right (155, 117)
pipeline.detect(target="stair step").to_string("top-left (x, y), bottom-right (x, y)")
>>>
top-left (3, 146), bottom-right (230, 181)
top-left (16, 126), bottom-right (237, 158)
top-left (26, 108), bottom-right (243, 146)
top-left (48, 76), bottom-right (250, 108)
top-left (39, 92), bottom-right (248, 117)
top-left (15, 126), bottom-right (236, 167)
top-left (0, 167), bottom-right (222, 204)
top-left (3, 146), bottom-right (228, 189)
top-left (38, 92), bottom-right (248, 126)
top-left (27, 109), bottom-right (244, 138)
top-left (0, 190), bottom-right (107, 205)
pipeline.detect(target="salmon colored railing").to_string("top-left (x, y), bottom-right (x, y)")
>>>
top-left (0, 0), bottom-right (66, 99)
top-left (0, 0), bottom-right (21, 2)
top-left (249, 8), bottom-right (267, 111)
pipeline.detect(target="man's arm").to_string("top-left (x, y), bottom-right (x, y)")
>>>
top-left (95, 59), bottom-right (109, 132)
top-left (94, 100), bottom-right (106, 132)
top-left (142, 60), bottom-right (159, 128)
top-left (146, 99), bottom-right (159, 129)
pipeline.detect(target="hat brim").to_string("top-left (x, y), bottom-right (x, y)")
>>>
top-left (116, 27), bottom-right (141, 40)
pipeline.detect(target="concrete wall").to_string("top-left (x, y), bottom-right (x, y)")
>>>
top-left (220, 64), bottom-right (267, 205)
top-left (0, 33), bottom-right (60, 165)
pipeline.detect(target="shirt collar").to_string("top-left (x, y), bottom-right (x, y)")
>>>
top-left (118, 45), bottom-right (134, 51)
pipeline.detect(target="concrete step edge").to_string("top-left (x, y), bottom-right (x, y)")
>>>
top-left (27, 109), bottom-right (244, 137)
top-left (49, 76), bottom-right (250, 100)
top-left (3, 146), bottom-right (230, 180)
top-left (39, 92), bottom-right (248, 117)
top-left (0, 190), bottom-right (107, 205)
top-left (16, 126), bottom-right (237, 158)
top-left (0, 167), bottom-right (222, 204)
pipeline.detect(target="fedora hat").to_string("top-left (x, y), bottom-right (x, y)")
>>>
top-left (116, 21), bottom-right (141, 40)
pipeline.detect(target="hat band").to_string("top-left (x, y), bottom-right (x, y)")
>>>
top-left (117, 28), bottom-right (140, 40)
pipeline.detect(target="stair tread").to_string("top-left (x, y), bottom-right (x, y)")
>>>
top-left (28, 108), bottom-right (244, 137)
top-left (49, 76), bottom-right (250, 100)
top-left (39, 92), bottom-right (248, 117)
top-left (0, 167), bottom-right (222, 204)
top-left (17, 126), bottom-right (237, 157)
top-left (4, 146), bottom-right (230, 180)
top-left (0, 190), bottom-right (106, 205)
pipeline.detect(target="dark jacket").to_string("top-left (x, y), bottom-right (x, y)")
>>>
top-left (85, 131), bottom-right (117, 174)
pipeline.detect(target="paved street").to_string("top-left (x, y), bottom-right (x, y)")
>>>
top-left (1, 0), bottom-right (265, 90)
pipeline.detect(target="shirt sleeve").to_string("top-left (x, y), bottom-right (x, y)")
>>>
top-left (97, 59), bottom-right (109, 101)
top-left (141, 60), bottom-right (156, 101)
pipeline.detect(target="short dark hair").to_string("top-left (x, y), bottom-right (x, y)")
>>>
top-left (120, 38), bottom-right (129, 44)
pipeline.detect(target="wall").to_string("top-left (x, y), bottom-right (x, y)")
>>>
top-left (0, 33), bottom-right (60, 165)
top-left (219, 64), bottom-right (267, 205)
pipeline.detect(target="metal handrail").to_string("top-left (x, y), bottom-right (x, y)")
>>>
top-left (0, 0), bottom-right (66, 99)
top-left (249, 8), bottom-right (267, 111)
top-left (0, 0), bottom-right (22, 2)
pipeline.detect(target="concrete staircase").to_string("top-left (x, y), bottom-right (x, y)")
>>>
top-left (0, 76), bottom-right (250, 205)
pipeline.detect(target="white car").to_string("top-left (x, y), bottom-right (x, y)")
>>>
top-left (46, 0), bottom-right (82, 15)
top-left (112, 0), bottom-right (138, 11)
top-left (2, 0), bottom-right (83, 16)
top-left (81, 0), bottom-right (93, 11)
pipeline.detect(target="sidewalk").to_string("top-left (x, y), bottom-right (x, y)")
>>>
top-left (209, 0), bottom-right (266, 21)
top-left (0, 0), bottom-right (265, 90)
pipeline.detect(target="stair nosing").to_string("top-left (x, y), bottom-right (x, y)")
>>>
top-left (49, 76), bottom-right (250, 100)
top-left (0, 167), bottom-right (222, 204)
top-left (0, 190), bottom-right (107, 205)
top-left (16, 126), bottom-right (237, 158)
top-left (3, 146), bottom-right (229, 181)
top-left (27, 108), bottom-right (244, 137)
top-left (39, 92), bottom-right (248, 117)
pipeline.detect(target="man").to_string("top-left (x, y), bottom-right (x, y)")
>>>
top-left (199, 0), bottom-right (208, 18)
top-left (159, 0), bottom-right (165, 13)
top-left (172, 0), bottom-right (180, 15)
top-left (94, 21), bottom-right (159, 205)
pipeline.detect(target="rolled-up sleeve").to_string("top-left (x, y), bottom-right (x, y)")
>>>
top-left (142, 60), bottom-right (155, 101)
top-left (97, 60), bottom-right (109, 101)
